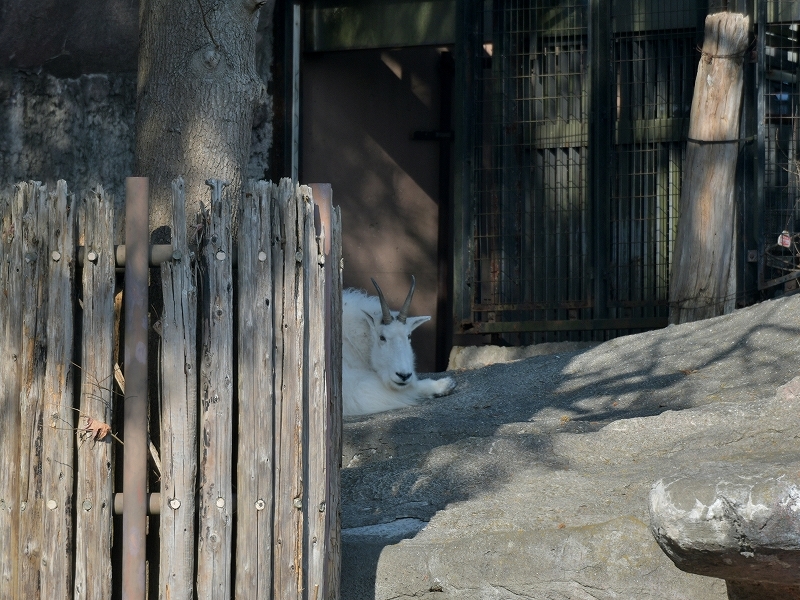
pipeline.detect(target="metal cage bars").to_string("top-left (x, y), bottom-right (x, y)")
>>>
top-left (455, 0), bottom-right (709, 342)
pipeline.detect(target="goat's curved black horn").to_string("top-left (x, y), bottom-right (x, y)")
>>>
top-left (371, 278), bottom-right (393, 325)
top-left (397, 275), bottom-right (416, 324)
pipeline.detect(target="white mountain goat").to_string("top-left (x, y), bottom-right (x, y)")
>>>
top-left (342, 276), bottom-right (456, 416)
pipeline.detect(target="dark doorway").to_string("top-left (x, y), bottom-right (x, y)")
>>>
top-left (301, 46), bottom-right (454, 372)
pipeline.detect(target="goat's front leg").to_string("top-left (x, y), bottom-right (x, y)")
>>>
top-left (415, 375), bottom-right (456, 399)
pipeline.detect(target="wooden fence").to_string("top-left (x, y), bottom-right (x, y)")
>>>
top-left (0, 177), bottom-right (343, 599)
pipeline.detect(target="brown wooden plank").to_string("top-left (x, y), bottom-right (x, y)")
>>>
top-left (273, 179), bottom-right (304, 599)
top-left (0, 184), bottom-right (24, 598)
top-left (304, 188), bottom-right (328, 600)
top-left (269, 180), bottom-right (287, 599)
top-left (669, 13), bottom-right (750, 324)
top-left (196, 179), bottom-right (234, 599)
top-left (326, 204), bottom-right (343, 600)
top-left (17, 182), bottom-right (50, 598)
top-left (73, 185), bottom-right (116, 600)
top-left (235, 180), bottom-right (276, 598)
top-left (159, 178), bottom-right (198, 599)
top-left (41, 181), bottom-right (76, 599)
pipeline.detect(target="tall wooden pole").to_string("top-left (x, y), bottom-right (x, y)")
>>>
top-left (669, 12), bottom-right (750, 324)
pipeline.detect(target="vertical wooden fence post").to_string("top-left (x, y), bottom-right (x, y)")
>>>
top-left (304, 186), bottom-right (328, 600)
top-left (196, 178), bottom-right (234, 599)
top-left (17, 182), bottom-right (50, 598)
top-left (235, 180), bottom-right (276, 598)
top-left (304, 183), bottom-right (343, 600)
top-left (270, 180), bottom-right (287, 597)
top-left (0, 184), bottom-right (25, 598)
top-left (327, 203), bottom-right (343, 600)
top-left (274, 180), bottom-right (305, 598)
top-left (159, 177), bottom-right (199, 599)
top-left (74, 185), bottom-right (116, 600)
top-left (41, 181), bottom-right (76, 599)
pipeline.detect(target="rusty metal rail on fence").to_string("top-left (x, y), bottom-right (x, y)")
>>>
top-left (122, 177), bottom-right (149, 600)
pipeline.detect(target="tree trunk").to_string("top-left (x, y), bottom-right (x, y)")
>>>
top-left (668, 12), bottom-right (750, 325)
top-left (134, 3), bottom-right (270, 595)
top-left (135, 0), bottom-right (270, 242)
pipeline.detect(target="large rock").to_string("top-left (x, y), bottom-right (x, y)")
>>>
top-left (649, 378), bottom-right (800, 599)
top-left (650, 463), bottom-right (800, 597)
top-left (341, 295), bottom-right (800, 599)
top-left (447, 341), bottom-right (600, 370)
top-left (650, 456), bottom-right (800, 577)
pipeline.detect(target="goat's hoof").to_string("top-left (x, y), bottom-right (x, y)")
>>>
top-left (433, 377), bottom-right (456, 397)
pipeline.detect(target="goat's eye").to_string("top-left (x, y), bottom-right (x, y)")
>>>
top-left (379, 335), bottom-right (386, 342)
top-left (407, 335), bottom-right (412, 340)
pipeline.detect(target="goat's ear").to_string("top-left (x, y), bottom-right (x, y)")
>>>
top-left (362, 310), bottom-right (377, 329)
top-left (406, 316), bottom-right (431, 332)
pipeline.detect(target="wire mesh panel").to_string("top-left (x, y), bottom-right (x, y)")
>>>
top-left (466, 0), bottom-right (590, 342)
top-left (760, 1), bottom-right (800, 289)
top-left (609, 1), bottom-right (704, 322)
top-left (457, 0), bottom-right (709, 342)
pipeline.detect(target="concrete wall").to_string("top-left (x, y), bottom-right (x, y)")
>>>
top-left (301, 46), bottom-right (446, 372)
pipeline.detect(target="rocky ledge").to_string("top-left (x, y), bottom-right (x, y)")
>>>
top-left (342, 295), bottom-right (800, 599)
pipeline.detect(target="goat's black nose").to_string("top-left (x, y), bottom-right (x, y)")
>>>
top-left (396, 372), bottom-right (412, 382)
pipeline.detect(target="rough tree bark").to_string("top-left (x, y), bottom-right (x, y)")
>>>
top-left (134, 1), bottom-right (271, 594)
top-left (668, 12), bottom-right (750, 325)
top-left (135, 0), bottom-right (271, 242)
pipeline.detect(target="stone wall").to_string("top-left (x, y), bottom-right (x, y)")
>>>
top-left (0, 2), bottom-right (276, 241)
top-left (0, 71), bottom-right (136, 221)
top-left (0, 68), bottom-right (274, 240)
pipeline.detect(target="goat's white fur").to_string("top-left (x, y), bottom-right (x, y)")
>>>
top-left (342, 280), bottom-right (456, 416)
